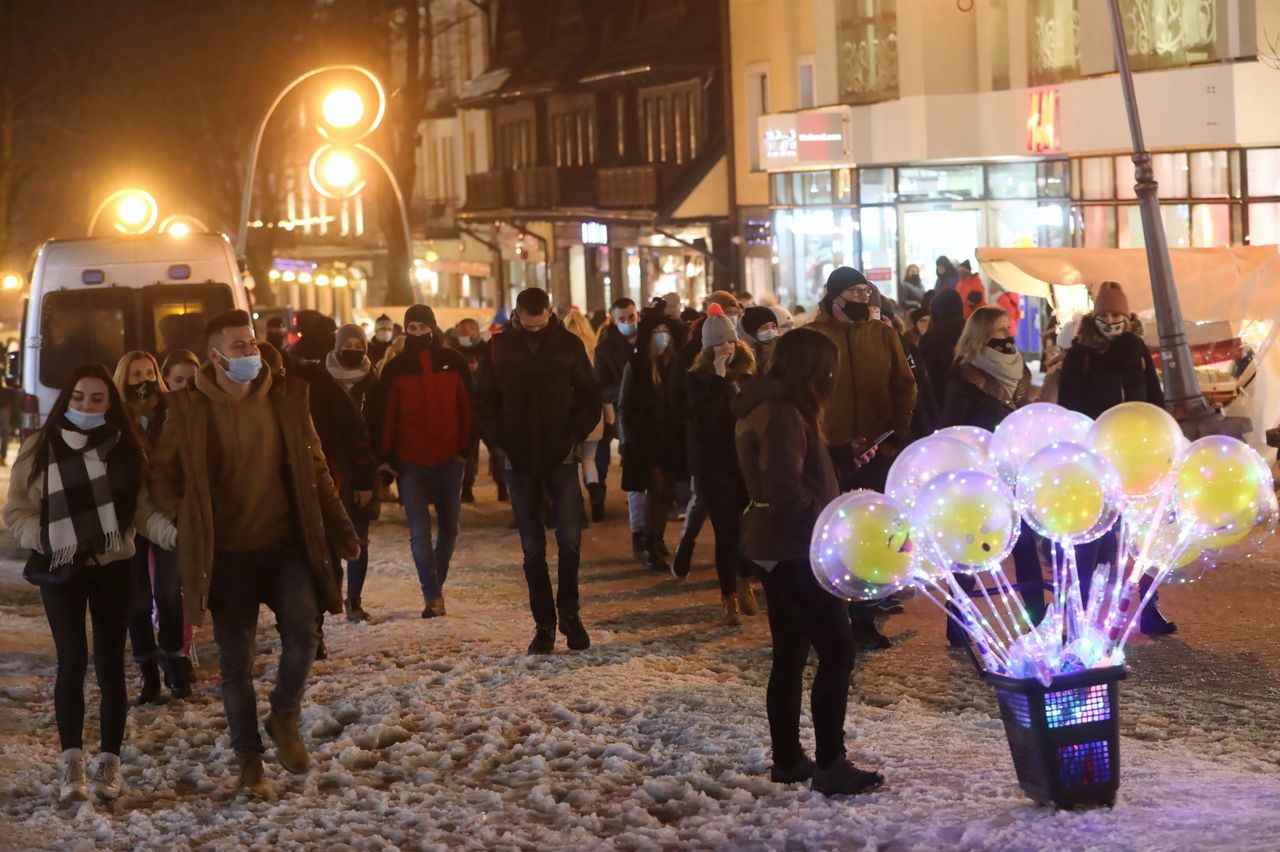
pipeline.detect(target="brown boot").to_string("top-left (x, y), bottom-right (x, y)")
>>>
top-left (264, 709), bottom-right (311, 774)
top-left (721, 596), bottom-right (743, 626)
top-left (234, 751), bottom-right (272, 798)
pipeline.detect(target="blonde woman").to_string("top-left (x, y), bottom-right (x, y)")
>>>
top-left (564, 308), bottom-right (607, 496)
top-left (376, 334), bottom-right (406, 373)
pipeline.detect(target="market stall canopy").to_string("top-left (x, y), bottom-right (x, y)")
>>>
top-left (975, 245), bottom-right (1280, 322)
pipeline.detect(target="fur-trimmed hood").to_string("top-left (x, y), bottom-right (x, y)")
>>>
top-left (1073, 312), bottom-right (1145, 352)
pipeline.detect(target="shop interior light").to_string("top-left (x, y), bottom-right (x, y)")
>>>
top-left (334, 275), bottom-right (348, 288)
top-left (268, 269), bottom-right (281, 281)
top-left (166, 222), bottom-right (191, 237)
top-left (315, 274), bottom-right (330, 287)
top-left (298, 272), bottom-right (313, 284)
top-left (282, 270), bottom-right (297, 282)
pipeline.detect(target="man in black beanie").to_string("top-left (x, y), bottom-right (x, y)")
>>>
top-left (368, 314), bottom-right (396, 365)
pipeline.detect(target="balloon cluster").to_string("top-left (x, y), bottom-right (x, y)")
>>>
top-left (811, 403), bottom-right (1277, 685)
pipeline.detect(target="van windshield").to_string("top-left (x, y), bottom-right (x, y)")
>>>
top-left (39, 283), bottom-right (235, 390)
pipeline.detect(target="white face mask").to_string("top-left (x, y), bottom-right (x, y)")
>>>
top-left (1095, 317), bottom-right (1127, 339)
top-left (652, 331), bottom-right (671, 353)
top-left (756, 328), bottom-right (777, 343)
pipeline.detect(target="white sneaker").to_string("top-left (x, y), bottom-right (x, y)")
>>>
top-left (90, 753), bottom-right (122, 802)
top-left (59, 748), bottom-right (88, 802)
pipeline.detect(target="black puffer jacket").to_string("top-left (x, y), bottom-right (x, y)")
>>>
top-left (593, 324), bottom-right (635, 407)
top-left (1058, 314), bottom-right (1164, 419)
top-left (618, 312), bottom-right (686, 489)
top-left (285, 355), bottom-right (377, 495)
top-left (475, 316), bottom-right (602, 476)
top-left (920, 289), bottom-right (965, 408)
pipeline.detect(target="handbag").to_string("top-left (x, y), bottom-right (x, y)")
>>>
top-left (21, 550), bottom-right (88, 587)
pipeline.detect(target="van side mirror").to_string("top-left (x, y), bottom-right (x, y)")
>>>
top-left (5, 349), bottom-right (20, 386)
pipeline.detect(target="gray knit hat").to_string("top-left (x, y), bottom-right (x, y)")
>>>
top-left (335, 323), bottom-right (367, 353)
top-left (701, 303), bottom-right (738, 350)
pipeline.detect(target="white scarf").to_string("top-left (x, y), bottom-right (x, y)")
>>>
top-left (970, 348), bottom-right (1025, 398)
top-left (325, 351), bottom-right (371, 392)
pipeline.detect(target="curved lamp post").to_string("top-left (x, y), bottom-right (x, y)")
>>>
top-left (235, 65), bottom-right (387, 256)
top-left (87, 188), bottom-right (159, 236)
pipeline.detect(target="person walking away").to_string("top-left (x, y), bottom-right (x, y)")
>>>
top-left (955, 260), bottom-right (987, 318)
top-left (288, 310), bottom-right (337, 364)
top-left (161, 350), bottom-right (199, 392)
top-left (564, 308), bottom-right (606, 510)
top-left (934, 256), bottom-right (960, 292)
top-left (368, 305), bottom-right (471, 619)
top-left (324, 325), bottom-right (381, 621)
top-left (5, 364), bottom-right (176, 803)
top-left (618, 308), bottom-right (685, 573)
top-left (592, 298), bottom-right (638, 524)
top-left (367, 314), bottom-right (396, 365)
top-left (904, 308), bottom-right (930, 349)
top-left (686, 304), bottom-right (760, 623)
top-left (113, 351), bottom-right (192, 703)
top-left (741, 305), bottom-right (780, 370)
top-left (940, 307), bottom-right (1046, 637)
top-left (475, 288), bottom-right (601, 654)
top-left (1058, 281), bottom-right (1175, 635)
top-left (734, 330), bottom-right (885, 796)
top-left (899, 264), bottom-right (925, 312)
top-left (920, 288), bottom-right (966, 409)
top-left (150, 310), bottom-right (360, 797)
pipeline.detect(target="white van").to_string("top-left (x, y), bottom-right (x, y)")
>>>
top-left (12, 233), bottom-right (251, 433)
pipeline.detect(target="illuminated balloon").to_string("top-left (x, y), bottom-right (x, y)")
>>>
top-left (989, 403), bottom-right (1093, 486)
top-left (912, 470), bottom-right (1019, 572)
top-left (886, 435), bottom-right (993, 508)
top-left (1156, 473), bottom-right (1278, 583)
top-left (1086, 402), bottom-right (1183, 503)
top-left (1174, 436), bottom-right (1271, 535)
top-left (935, 425), bottom-right (993, 457)
top-left (1016, 443), bottom-right (1120, 544)
top-left (810, 491), bottom-right (916, 601)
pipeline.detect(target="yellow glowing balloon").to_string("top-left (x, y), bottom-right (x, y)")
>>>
top-left (913, 471), bottom-right (1018, 569)
top-left (838, 501), bottom-right (914, 586)
top-left (1175, 437), bottom-right (1267, 533)
top-left (1087, 402), bottom-right (1183, 501)
top-left (1028, 463), bottom-right (1105, 539)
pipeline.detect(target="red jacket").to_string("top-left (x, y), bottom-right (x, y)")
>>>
top-left (369, 343), bottom-right (473, 468)
top-left (997, 291), bottom-right (1022, 327)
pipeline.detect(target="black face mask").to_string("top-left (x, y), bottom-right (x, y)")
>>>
top-left (840, 301), bottom-right (871, 322)
top-left (338, 349), bottom-right (366, 368)
top-left (405, 331), bottom-right (433, 353)
top-left (986, 336), bottom-right (1017, 355)
top-left (267, 330), bottom-right (287, 349)
top-left (129, 380), bottom-right (158, 401)
top-left (905, 273), bottom-right (921, 285)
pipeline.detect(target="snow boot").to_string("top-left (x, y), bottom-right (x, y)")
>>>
top-left (560, 616), bottom-right (591, 651)
top-left (134, 659), bottom-right (162, 706)
top-left (234, 751), bottom-right (272, 799)
top-left (345, 600), bottom-right (371, 623)
top-left (58, 748), bottom-right (88, 803)
top-left (852, 607), bottom-right (891, 650)
top-left (1139, 605), bottom-right (1178, 636)
top-left (812, 757), bottom-right (884, 796)
top-left (527, 624), bottom-right (556, 655)
top-left (671, 534), bottom-right (694, 579)
top-left (461, 487), bottom-right (476, 504)
top-left (631, 531), bottom-right (651, 566)
top-left (428, 594), bottom-right (447, 618)
top-left (587, 483), bottom-right (606, 523)
top-left (265, 708), bottom-right (310, 774)
top-left (721, 596), bottom-right (743, 626)
top-left (737, 576), bottom-right (760, 616)
top-left (770, 755), bottom-right (815, 784)
top-left (645, 532), bottom-right (671, 573)
top-left (90, 753), bottom-right (122, 803)
top-left (166, 656), bottom-right (194, 700)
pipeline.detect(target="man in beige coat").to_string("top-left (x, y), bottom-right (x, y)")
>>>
top-left (150, 309), bottom-right (359, 797)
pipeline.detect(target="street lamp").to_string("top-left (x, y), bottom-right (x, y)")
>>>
top-left (157, 214), bottom-right (210, 237)
top-left (88, 188), bottom-right (159, 236)
top-left (1, 274), bottom-right (22, 291)
top-left (321, 88), bottom-right (366, 131)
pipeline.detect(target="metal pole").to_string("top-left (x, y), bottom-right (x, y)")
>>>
top-left (355, 144), bottom-right (416, 301)
top-left (1104, 0), bottom-right (1212, 420)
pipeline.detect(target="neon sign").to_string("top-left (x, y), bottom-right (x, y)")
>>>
top-left (1027, 89), bottom-right (1060, 153)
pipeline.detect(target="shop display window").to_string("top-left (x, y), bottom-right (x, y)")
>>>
top-left (1189, 150), bottom-right (1230, 199)
top-left (1190, 204), bottom-right (1231, 247)
top-left (1038, 160), bottom-right (1069, 198)
top-left (858, 168), bottom-right (896, 204)
top-left (987, 163), bottom-right (1038, 200)
top-left (1246, 149), bottom-right (1280, 198)
top-left (1247, 204), bottom-right (1280, 246)
top-left (859, 206), bottom-right (898, 299)
top-left (897, 165), bottom-right (984, 202)
top-left (1116, 152), bottom-right (1188, 200)
top-left (1118, 203), bottom-right (1189, 249)
top-left (1077, 158), bottom-right (1114, 201)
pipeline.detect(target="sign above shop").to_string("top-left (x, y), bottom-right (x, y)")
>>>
top-left (581, 221), bottom-right (609, 245)
top-left (758, 107), bottom-right (855, 171)
top-left (1026, 89), bottom-right (1060, 153)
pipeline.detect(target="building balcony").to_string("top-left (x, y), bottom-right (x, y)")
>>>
top-left (464, 170), bottom-right (512, 210)
top-left (512, 165), bottom-right (596, 209)
top-left (597, 164), bottom-right (684, 208)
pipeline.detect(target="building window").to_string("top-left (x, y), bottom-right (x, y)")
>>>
top-left (1120, 0), bottom-right (1217, 71)
top-left (640, 79), bottom-right (703, 166)
top-left (1028, 0), bottom-right (1080, 86)
top-left (1246, 148), bottom-right (1280, 197)
top-left (835, 0), bottom-right (897, 105)
top-left (745, 65), bottom-right (770, 170)
top-left (797, 56), bottom-right (816, 108)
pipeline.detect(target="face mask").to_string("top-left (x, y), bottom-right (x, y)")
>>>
top-left (405, 331), bottom-right (433, 353)
top-left (65, 407), bottom-right (107, 431)
top-left (458, 336), bottom-right (475, 348)
top-left (732, 316), bottom-right (744, 334)
top-left (756, 328), bottom-right (777, 343)
top-left (129, 380), bottom-right (158, 401)
top-left (906, 273), bottom-right (921, 284)
top-left (840, 301), bottom-right (871, 322)
top-left (616, 321), bottom-right (637, 338)
top-left (1096, 317), bottom-right (1127, 339)
top-left (986, 336), bottom-right (1017, 355)
top-left (652, 332), bottom-right (671, 353)
top-left (375, 329), bottom-right (393, 342)
top-left (214, 350), bottom-right (263, 384)
top-left (338, 349), bottom-right (366, 369)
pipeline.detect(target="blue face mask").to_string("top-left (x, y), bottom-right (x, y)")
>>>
top-left (616, 321), bottom-right (637, 338)
top-left (652, 332), bottom-right (671, 353)
top-left (214, 350), bottom-right (263, 384)
top-left (65, 407), bottom-right (107, 431)
top-left (756, 328), bottom-right (777, 343)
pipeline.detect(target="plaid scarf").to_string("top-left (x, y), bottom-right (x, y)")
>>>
top-left (41, 427), bottom-right (129, 567)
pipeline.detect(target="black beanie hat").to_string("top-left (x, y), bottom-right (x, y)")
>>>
top-left (404, 304), bottom-right (437, 329)
top-left (824, 266), bottom-right (869, 299)
top-left (741, 305), bottom-right (777, 338)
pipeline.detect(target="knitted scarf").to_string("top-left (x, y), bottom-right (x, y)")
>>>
top-left (41, 427), bottom-right (130, 567)
top-left (325, 351), bottom-right (371, 392)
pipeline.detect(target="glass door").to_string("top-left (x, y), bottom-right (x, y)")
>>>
top-left (898, 203), bottom-right (986, 289)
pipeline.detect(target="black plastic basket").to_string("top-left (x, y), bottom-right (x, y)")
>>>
top-left (982, 665), bottom-right (1127, 808)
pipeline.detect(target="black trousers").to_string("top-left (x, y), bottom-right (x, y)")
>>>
top-left (128, 536), bottom-right (185, 664)
top-left (700, 474), bottom-right (752, 598)
top-left (41, 559), bottom-right (133, 754)
top-left (759, 559), bottom-right (857, 769)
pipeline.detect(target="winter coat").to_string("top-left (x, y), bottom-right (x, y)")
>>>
top-left (149, 364), bottom-right (356, 627)
top-left (956, 273), bottom-right (987, 318)
top-left (920, 290), bottom-right (966, 409)
top-left (733, 377), bottom-right (840, 562)
top-left (997, 291), bottom-right (1022, 327)
top-left (1059, 314), bottom-right (1164, 419)
top-left (593, 324), bottom-right (635, 407)
top-left (941, 360), bottom-right (1032, 432)
top-left (368, 342), bottom-right (473, 470)
top-left (902, 336), bottom-right (940, 439)
top-left (807, 302), bottom-right (917, 447)
top-left (899, 276), bottom-right (925, 312)
top-left (367, 335), bottom-right (394, 367)
top-left (287, 358), bottom-right (378, 494)
top-left (618, 358), bottom-right (683, 490)
top-left (474, 316), bottom-right (602, 476)
top-left (684, 348), bottom-right (755, 486)
top-left (935, 265), bottom-right (960, 293)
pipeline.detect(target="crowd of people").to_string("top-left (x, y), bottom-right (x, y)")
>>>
top-left (7, 263), bottom-right (1180, 803)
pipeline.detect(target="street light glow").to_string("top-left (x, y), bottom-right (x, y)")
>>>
top-left (321, 150), bottom-right (359, 190)
top-left (282, 270), bottom-right (297, 282)
top-left (166, 222), bottom-right (191, 237)
top-left (268, 269), bottom-right (281, 281)
top-left (1, 274), bottom-right (21, 290)
top-left (298, 272), bottom-right (313, 284)
top-left (118, 195), bottom-right (149, 226)
top-left (315, 274), bottom-right (330, 287)
top-left (334, 275), bottom-right (348, 288)
top-left (322, 88), bottom-right (365, 129)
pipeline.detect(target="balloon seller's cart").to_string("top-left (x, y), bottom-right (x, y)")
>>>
top-left (982, 665), bottom-right (1127, 808)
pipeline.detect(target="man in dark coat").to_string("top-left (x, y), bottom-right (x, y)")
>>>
top-left (590, 297), bottom-right (638, 522)
top-left (475, 288), bottom-right (601, 655)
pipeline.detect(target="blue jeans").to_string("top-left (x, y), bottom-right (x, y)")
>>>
top-left (398, 459), bottom-right (464, 603)
top-left (507, 463), bottom-right (584, 626)
top-left (345, 515), bottom-right (371, 605)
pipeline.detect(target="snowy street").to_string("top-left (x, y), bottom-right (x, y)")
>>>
top-left (1, 470), bottom-right (1279, 851)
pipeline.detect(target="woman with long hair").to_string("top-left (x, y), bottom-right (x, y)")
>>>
top-left (563, 308), bottom-right (608, 497)
top-left (113, 351), bottom-right (193, 703)
top-left (734, 329), bottom-right (884, 796)
top-left (4, 363), bottom-right (176, 803)
top-left (685, 303), bottom-right (759, 623)
top-left (160, 349), bottom-right (199, 392)
top-left (618, 307), bottom-right (686, 572)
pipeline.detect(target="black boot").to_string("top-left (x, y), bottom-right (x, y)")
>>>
top-left (811, 756), bottom-right (884, 796)
top-left (1139, 604), bottom-right (1178, 636)
top-left (527, 624), bottom-right (556, 655)
top-left (631, 531), bottom-right (651, 566)
top-left (587, 483), bottom-right (606, 523)
top-left (135, 659), bottom-right (162, 706)
top-left (645, 532), bottom-right (670, 573)
top-left (559, 616), bottom-right (591, 651)
top-left (496, 481), bottom-right (509, 502)
top-left (461, 487), bottom-right (476, 504)
top-left (671, 533), bottom-right (695, 579)
top-left (166, 656), bottom-right (194, 699)
top-left (851, 606), bottom-right (891, 650)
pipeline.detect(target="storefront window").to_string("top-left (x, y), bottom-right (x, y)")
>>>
top-left (1246, 149), bottom-right (1280, 198)
top-left (1116, 152), bottom-right (1188, 199)
top-left (1120, 0), bottom-right (1217, 72)
top-left (835, 0), bottom-right (898, 105)
top-left (859, 207), bottom-right (898, 299)
top-left (1118, 203), bottom-right (1190, 248)
top-left (987, 163), bottom-right (1038, 200)
top-left (1037, 203), bottom-right (1070, 247)
top-left (1038, 160), bottom-right (1069, 198)
top-left (897, 165), bottom-right (984, 201)
top-left (1190, 204), bottom-right (1231, 247)
top-left (1189, 150), bottom-right (1230, 198)
top-left (1028, 0), bottom-right (1080, 86)
top-left (770, 173), bottom-right (792, 206)
top-left (859, 168), bottom-right (896, 204)
top-left (1078, 157), bottom-right (1114, 201)
top-left (773, 208), bottom-right (859, 311)
top-left (1248, 204), bottom-right (1280, 246)
top-left (1078, 206), bottom-right (1116, 248)
top-left (836, 168), bottom-right (855, 204)
top-left (793, 170), bottom-right (835, 205)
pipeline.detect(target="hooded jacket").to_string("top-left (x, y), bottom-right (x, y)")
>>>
top-left (807, 301), bottom-right (917, 446)
top-left (733, 377), bottom-right (840, 562)
top-left (1059, 313), bottom-right (1164, 419)
top-left (368, 337), bottom-right (473, 469)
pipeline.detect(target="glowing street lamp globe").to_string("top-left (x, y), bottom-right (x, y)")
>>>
top-left (118, 195), bottom-right (150, 227)
top-left (322, 88), bottom-right (365, 130)
top-left (322, 151), bottom-right (359, 189)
